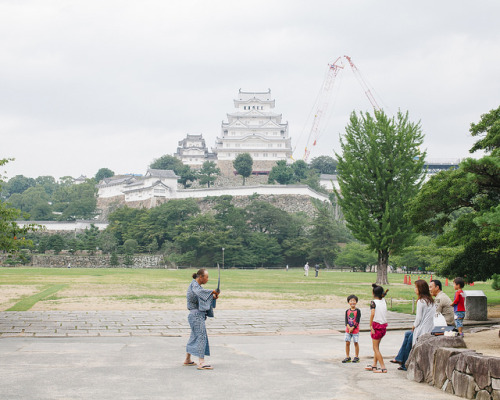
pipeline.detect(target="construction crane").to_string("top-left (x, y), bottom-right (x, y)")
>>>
top-left (302, 57), bottom-right (344, 162)
top-left (343, 55), bottom-right (381, 111)
top-left (297, 55), bottom-right (383, 162)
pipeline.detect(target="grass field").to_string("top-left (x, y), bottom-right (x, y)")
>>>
top-left (1, 267), bottom-right (499, 313)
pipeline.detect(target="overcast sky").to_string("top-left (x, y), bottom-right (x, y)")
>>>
top-left (1, 0), bottom-right (499, 180)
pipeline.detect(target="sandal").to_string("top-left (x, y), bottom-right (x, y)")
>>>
top-left (389, 359), bottom-right (401, 364)
top-left (373, 368), bottom-right (387, 373)
top-left (364, 365), bottom-right (377, 371)
top-left (183, 361), bottom-right (196, 366)
top-left (197, 364), bottom-right (213, 370)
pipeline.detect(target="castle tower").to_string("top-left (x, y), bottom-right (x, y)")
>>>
top-left (213, 89), bottom-right (292, 175)
top-left (174, 134), bottom-right (216, 167)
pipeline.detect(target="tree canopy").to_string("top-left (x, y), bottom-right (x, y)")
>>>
top-left (335, 110), bottom-right (425, 284)
top-left (233, 153), bottom-right (253, 185)
top-left (95, 168), bottom-right (114, 182)
top-left (197, 161), bottom-right (220, 188)
top-left (407, 106), bottom-right (500, 281)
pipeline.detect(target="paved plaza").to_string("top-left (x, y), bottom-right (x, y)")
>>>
top-left (0, 309), bottom-right (496, 399)
top-left (0, 308), bottom-right (415, 337)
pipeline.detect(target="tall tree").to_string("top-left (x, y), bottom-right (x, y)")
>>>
top-left (197, 161), bottom-right (220, 188)
top-left (335, 110), bottom-right (425, 284)
top-left (95, 168), bottom-right (114, 182)
top-left (407, 106), bottom-right (500, 281)
top-left (268, 160), bottom-right (294, 184)
top-left (310, 156), bottom-right (337, 175)
top-left (233, 153), bottom-right (253, 185)
top-left (177, 165), bottom-right (197, 188)
top-left (149, 155), bottom-right (184, 172)
top-left (0, 159), bottom-right (39, 252)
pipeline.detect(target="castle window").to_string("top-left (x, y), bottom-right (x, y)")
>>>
top-left (278, 144), bottom-right (282, 148)
top-left (268, 144), bottom-right (273, 148)
top-left (273, 153), bottom-right (277, 157)
top-left (263, 153), bottom-right (268, 157)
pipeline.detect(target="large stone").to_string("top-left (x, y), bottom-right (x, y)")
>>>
top-left (447, 349), bottom-right (475, 380)
top-left (443, 379), bottom-right (454, 394)
top-left (406, 333), bottom-right (466, 384)
top-left (490, 357), bottom-right (500, 379)
top-left (451, 370), bottom-right (476, 399)
top-left (464, 353), bottom-right (493, 389)
top-left (493, 389), bottom-right (500, 400)
top-left (464, 290), bottom-right (488, 321)
top-left (476, 390), bottom-right (492, 400)
top-left (493, 377), bottom-right (500, 390)
top-left (435, 348), bottom-right (471, 389)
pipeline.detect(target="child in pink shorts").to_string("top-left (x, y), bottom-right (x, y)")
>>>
top-left (365, 283), bottom-right (389, 373)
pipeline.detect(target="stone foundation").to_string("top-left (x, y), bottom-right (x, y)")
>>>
top-left (30, 254), bottom-right (166, 268)
top-left (407, 334), bottom-right (500, 399)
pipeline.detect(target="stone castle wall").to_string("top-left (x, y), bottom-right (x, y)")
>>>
top-left (30, 254), bottom-right (165, 268)
top-left (216, 160), bottom-right (279, 177)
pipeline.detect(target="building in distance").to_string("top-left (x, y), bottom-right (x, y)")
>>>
top-left (174, 134), bottom-right (216, 167)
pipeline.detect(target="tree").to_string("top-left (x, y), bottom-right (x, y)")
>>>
top-left (233, 153), bottom-right (253, 185)
top-left (335, 110), bottom-right (425, 284)
top-left (197, 161), bottom-right (220, 188)
top-left (407, 106), bottom-right (500, 281)
top-left (291, 160), bottom-right (308, 181)
top-left (123, 239), bottom-right (139, 254)
top-left (268, 160), bottom-right (294, 184)
top-left (0, 159), bottom-right (39, 252)
top-left (52, 181), bottom-right (97, 220)
top-left (95, 168), bottom-right (114, 182)
top-left (7, 186), bottom-right (53, 220)
top-left (308, 203), bottom-right (351, 267)
top-left (3, 175), bottom-right (36, 196)
top-left (310, 156), bottom-right (337, 175)
top-left (177, 165), bottom-right (197, 188)
top-left (335, 242), bottom-right (377, 272)
top-left (150, 155), bottom-right (184, 172)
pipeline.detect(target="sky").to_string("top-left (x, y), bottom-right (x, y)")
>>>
top-left (1, 0), bottom-right (499, 180)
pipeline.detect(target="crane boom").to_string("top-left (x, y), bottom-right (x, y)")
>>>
top-left (343, 55), bottom-right (381, 111)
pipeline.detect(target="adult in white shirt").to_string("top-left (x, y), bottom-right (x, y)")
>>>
top-left (391, 279), bottom-right (435, 371)
top-left (429, 279), bottom-right (454, 326)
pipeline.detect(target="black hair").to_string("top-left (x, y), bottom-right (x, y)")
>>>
top-left (192, 269), bottom-right (207, 279)
top-left (431, 279), bottom-right (442, 291)
top-left (453, 277), bottom-right (465, 288)
top-left (372, 283), bottom-right (389, 299)
top-left (347, 294), bottom-right (358, 303)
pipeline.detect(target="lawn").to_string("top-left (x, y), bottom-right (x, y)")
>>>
top-left (0, 267), bottom-right (498, 312)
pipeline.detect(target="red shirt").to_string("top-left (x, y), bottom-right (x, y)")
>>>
top-left (452, 289), bottom-right (465, 312)
top-left (345, 308), bottom-right (361, 334)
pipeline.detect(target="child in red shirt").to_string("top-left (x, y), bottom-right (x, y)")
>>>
top-left (342, 294), bottom-right (361, 363)
top-left (451, 277), bottom-right (466, 335)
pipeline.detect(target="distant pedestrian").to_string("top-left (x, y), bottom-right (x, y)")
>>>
top-left (342, 295), bottom-right (361, 363)
top-left (304, 262), bottom-right (309, 277)
top-left (286, 264), bottom-right (289, 272)
top-left (315, 264), bottom-right (320, 277)
top-left (366, 283), bottom-right (389, 373)
top-left (451, 277), bottom-right (466, 336)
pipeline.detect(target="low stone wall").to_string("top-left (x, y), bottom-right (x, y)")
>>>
top-left (31, 254), bottom-right (166, 268)
top-left (407, 334), bottom-right (500, 399)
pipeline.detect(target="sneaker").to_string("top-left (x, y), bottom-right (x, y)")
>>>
top-left (352, 357), bottom-right (360, 363)
top-left (342, 357), bottom-right (351, 363)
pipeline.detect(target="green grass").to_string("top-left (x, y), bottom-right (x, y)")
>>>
top-left (1, 267), bottom-right (499, 312)
top-left (7, 284), bottom-right (67, 311)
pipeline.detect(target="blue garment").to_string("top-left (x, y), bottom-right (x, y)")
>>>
top-left (395, 330), bottom-right (413, 368)
top-left (186, 280), bottom-right (214, 358)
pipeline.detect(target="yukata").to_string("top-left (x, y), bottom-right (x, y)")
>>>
top-left (186, 280), bottom-right (214, 358)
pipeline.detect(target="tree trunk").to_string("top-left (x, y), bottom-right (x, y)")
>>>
top-left (377, 249), bottom-right (389, 285)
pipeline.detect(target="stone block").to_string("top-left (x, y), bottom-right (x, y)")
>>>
top-left (490, 358), bottom-right (500, 379)
top-left (464, 290), bottom-right (488, 321)
top-left (447, 349), bottom-right (475, 380)
top-left (451, 370), bottom-right (476, 399)
top-left (435, 348), bottom-right (470, 389)
top-left (476, 390), bottom-right (492, 400)
top-left (493, 377), bottom-right (500, 391)
top-left (493, 390), bottom-right (500, 400)
top-left (463, 353), bottom-right (492, 389)
top-left (444, 379), bottom-right (454, 394)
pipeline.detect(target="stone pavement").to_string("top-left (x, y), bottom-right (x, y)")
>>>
top-left (0, 308), bottom-right (418, 337)
top-left (0, 333), bottom-right (459, 400)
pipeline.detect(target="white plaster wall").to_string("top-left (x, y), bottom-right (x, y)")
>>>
top-left (16, 221), bottom-right (109, 231)
top-left (98, 185), bottom-right (127, 198)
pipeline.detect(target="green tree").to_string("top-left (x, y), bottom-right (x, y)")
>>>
top-left (7, 186), bottom-right (53, 220)
top-left (98, 229), bottom-right (118, 253)
top-left (95, 168), bottom-right (114, 182)
top-left (177, 165), bottom-right (197, 188)
top-left (35, 176), bottom-right (58, 196)
top-left (268, 160), bottom-right (294, 184)
top-left (123, 239), bottom-right (139, 254)
top-left (335, 110), bottom-right (425, 284)
top-left (308, 203), bottom-right (351, 267)
top-left (150, 155), bottom-right (184, 172)
top-left (4, 175), bottom-right (36, 196)
top-left (197, 161), bottom-right (220, 188)
top-left (310, 156), bottom-right (337, 174)
top-left (0, 159), bottom-right (39, 252)
top-left (407, 106), bottom-right (500, 282)
top-left (233, 153), bottom-right (253, 185)
top-left (109, 251), bottom-right (119, 266)
top-left (47, 234), bottom-right (66, 254)
top-left (52, 181), bottom-right (97, 220)
top-left (335, 242), bottom-right (377, 272)
top-left (291, 160), bottom-right (308, 181)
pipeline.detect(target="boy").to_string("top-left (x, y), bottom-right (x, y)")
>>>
top-left (451, 277), bottom-right (466, 336)
top-left (343, 294), bottom-right (361, 363)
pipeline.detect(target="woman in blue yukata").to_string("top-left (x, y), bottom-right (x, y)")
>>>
top-left (184, 268), bottom-right (220, 370)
